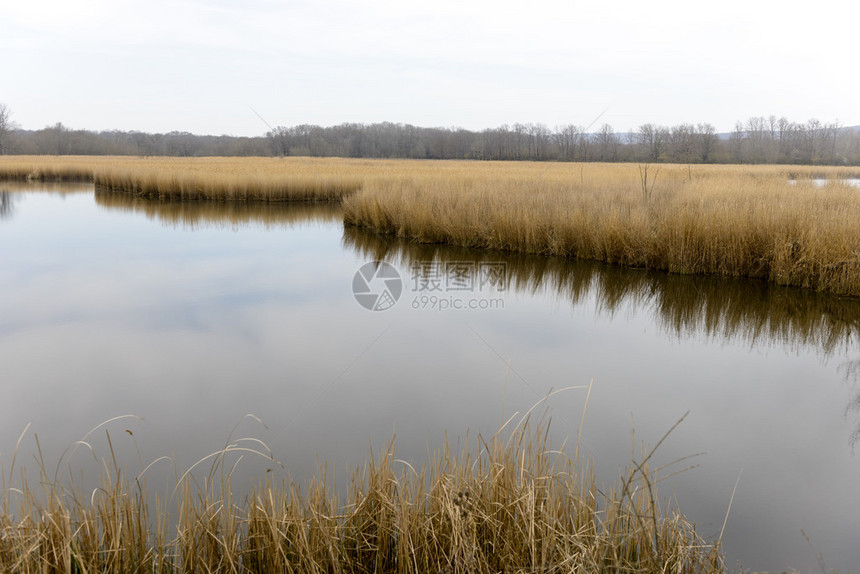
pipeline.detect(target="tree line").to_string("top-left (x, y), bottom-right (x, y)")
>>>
top-left (0, 104), bottom-right (856, 165)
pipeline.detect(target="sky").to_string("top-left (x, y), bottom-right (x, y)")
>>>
top-left (1, 0), bottom-right (857, 137)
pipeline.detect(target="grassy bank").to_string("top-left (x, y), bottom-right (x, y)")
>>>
top-left (0, 416), bottom-right (723, 573)
top-left (94, 187), bottom-right (342, 229)
top-left (0, 157), bottom-right (376, 202)
top-left (3, 156), bottom-right (859, 296)
top-left (342, 163), bottom-right (860, 297)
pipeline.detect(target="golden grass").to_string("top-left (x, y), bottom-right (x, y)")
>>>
top-left (342, 163), bottom-right (860, 297)
top-left (3, 156), bottom-right (859, 295)
top-left (94, 187), bottom-right (342, 229)
top-left (0, 156), bottom-right (376, 202)
top-left (0, 156), bottom-right (96, 182)
top-left (0, 413), bottom-right (725, 573)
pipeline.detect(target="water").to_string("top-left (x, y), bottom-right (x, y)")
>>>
top-left (1, 183), bottom-right (859, 572)
top-left (788, 177), bottom-right (860, 188)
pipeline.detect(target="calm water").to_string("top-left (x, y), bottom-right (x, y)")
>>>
top-left (789, 177), bottom-right (860, 188)
top-left (1, 183), bottom-right (859, 572)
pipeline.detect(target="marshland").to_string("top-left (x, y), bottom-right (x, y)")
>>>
top-left (2, 156), bottom-right (859, 295)
top-left (1, 160), bottom-right (860, 572)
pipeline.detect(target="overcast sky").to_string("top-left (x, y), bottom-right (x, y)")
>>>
top-left (2, 0), bottom-right (856, 136)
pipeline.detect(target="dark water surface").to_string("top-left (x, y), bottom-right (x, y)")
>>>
top-left (1, 183), bottom-right (859, 572)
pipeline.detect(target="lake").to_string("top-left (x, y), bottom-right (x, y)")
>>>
top-left (1, 182), bottom-right (859, 572)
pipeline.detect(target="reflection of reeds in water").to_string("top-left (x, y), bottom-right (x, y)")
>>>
top-left (344, 227), bottom-right (860, 357)
top-left (95, 187), bottom-right (342, 230)
top-left (0, 192), bottom-right (12, 219)
top-left (0, 181), bottom-right (95, 194)
top-left (1, 183), bottom-right (94, 220)
top-left (0, 414), bottom-right (724, 573)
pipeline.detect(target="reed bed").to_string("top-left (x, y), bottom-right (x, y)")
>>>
top-left (0, 157), bottom-right (381, 202)
top-left (4, 156), bottom-right (859, 295)
top-left (0, 156), bottom-right (96, 182)
top-left (0, 415), bottom-right (725, 573)
top-left (342, 163), bottom-right (860, 297)
top-left (94, 187), bottom-right (342, 229)
top-left (93, 166), bottom-right (359, 202)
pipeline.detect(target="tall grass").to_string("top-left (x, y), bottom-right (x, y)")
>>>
top-left (0, 156), bottom-right (96, 182)
top-left (93, 165), bottom-right (359, 202)
top-left (0, 157), bottom-right (375, 202)
top-left (94, 187), bottom-right (342, 229)
top-left (0, 414), bottom-right (725, 573)
top-left (342, 163), bottom-right (860, 297)
top-left (4, 156), bottom-right (859, 295)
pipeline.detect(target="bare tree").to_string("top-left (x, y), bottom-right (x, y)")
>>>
top-left (0, 103), bottom-right (13, 155)
top-left (637, 123), bottom-right (667, 161)
top-left (595, 123), bottom-right (620, 161)
top-left (267, 126), bottom-right (292, 157)
top-left (696, 123), bottom-right (718, 162)
top-left (668, 123), bottom-right (697, 163)
top-left (729, 121), bottom-right (746, 163)
top-left (744, 116), bottom-right (776, 162)
top-left (554, 124), bottom-right (581, 161)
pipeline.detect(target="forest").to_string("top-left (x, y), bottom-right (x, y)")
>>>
top-left (0, 104), bottom-right (855, 165)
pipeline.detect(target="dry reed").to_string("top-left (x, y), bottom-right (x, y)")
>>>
top-left (94, 187), bottom-right (342, 229)
top-left (3, 156), bottom-right (858, 295)
top-left (0, 156), bottom-right (375, 202)
top-left (342, 163), bottom-right (860, 297)
top-left (0, 413), bottom-right (725, 573)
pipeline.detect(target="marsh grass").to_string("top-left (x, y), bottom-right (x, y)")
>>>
top-left (0, 157), bottom-right (372, 202)
top-left (93, 168), bottom-right (359, 202)
top-left (3, 156), bottom-right (858, 295)
top-left (0, 411), bottom-right (725, 573)
top-left (94, 187), bottom-right (342, 229)
top-left (342, 163), bottom-right (860, 296)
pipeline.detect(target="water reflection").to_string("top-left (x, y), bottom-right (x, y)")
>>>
top-left (3, 188), bottom-right (859, 570)
top-left (1, 181), bottom-right (94, 194)
top-left (841, 358), bottom-right (860, 448)
top-left (343, 226), bottom-right (860, 359)
top-left (789, 178), bottom-right (860, 188)
top-left (0, 191), bottom-right (14, 219)
top-left (345, 227), bottom-right (860, 454)
top-left (1, 182), bottom-right (99, 221)
top-left (94, 188), bottom-right (342, 229)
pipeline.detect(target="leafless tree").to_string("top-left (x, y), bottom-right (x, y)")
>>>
top-left (267, 126), bottom-right (292, 157)
top-left (637, 123), bottom-right (667, 161)
top-left (554, 124), bottom-right (581, 161)
top-left (595, 123), bottom-right (620, 161)
top-left (668, 123), bottom-right (697, 163)
top-left (696, 123), bottom-right (718, 162)
top-left (729, 121), bottom-right (746, 163)
top-left (0, 103), bottom-right (14, 155)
